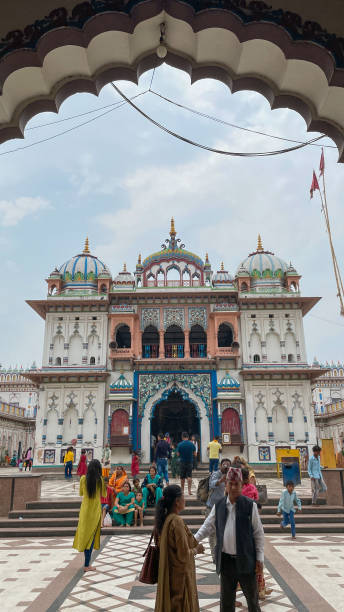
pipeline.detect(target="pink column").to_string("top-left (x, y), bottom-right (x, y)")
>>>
top-left (159, 330), bottom-right (164, 358)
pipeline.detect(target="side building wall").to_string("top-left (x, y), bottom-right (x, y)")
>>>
top-left (35, 382), bottom-right (106, 466)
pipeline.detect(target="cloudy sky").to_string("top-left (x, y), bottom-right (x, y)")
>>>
top-left (0, 64), bottom-right (343, 369)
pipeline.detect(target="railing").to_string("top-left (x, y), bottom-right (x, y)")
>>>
top-left (142, 344), bottom-right (159, 358)
top-left (190, 343), bottom-right (207, 358)
top-left (0, 401), bottom-right (25, 418)
top-left (165, 344), bottom-right (185, 358)
top-left (217, 347), bottom-right (239, 355)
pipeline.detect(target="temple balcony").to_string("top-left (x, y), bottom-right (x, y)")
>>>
top-left (215, 346), bottom-right (240, 358)
top-left (109, 347), bottom-right (133, 361)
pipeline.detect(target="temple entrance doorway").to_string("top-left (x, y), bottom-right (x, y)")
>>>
top-left (150, 389), bottom-right (200, 461)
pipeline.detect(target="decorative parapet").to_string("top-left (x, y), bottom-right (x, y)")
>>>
top-left (110, 305), bottom-right (137, 313)
top-left (211, 303), bottom-right (239, 312)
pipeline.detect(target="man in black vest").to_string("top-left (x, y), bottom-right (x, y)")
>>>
top-left (195, 467), bottom-right (264, 611)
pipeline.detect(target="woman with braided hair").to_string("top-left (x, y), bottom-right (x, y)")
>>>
top-left (154, 484), bottom-right (204, 612)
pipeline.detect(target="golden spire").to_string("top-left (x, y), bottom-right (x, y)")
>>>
top-left (123, 262), bottom-right (127, 272)
top-left (170, 217), bottom-right (176, 236)
top-left (138, 253), bottom-right (141, 265)
top-left (205, 253), bottom-right (209, 264)
top-left (83, 237), bottom-right (90, 254)
top-left (221, 261), bottom-right (224, 271)
top-left (257, 234), bottom-right (263, 252)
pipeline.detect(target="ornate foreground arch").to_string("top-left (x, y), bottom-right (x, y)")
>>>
top-left (1, 0), bottom-right (344, 159)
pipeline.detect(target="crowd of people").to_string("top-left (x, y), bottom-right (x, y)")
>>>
top-left (71, 442), bottom-right (326, 611)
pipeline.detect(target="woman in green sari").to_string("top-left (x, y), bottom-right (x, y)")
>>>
top-left (142, 465), bottom-right (163, 508)
top-left (112, 481), bottom-right (135, 527)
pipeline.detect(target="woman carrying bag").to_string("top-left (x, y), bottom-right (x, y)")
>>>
top-left (153, 484), bottom-right (204, 612)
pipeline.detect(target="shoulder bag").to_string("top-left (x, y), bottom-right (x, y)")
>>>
top-left (139, 529), bottom-right (160, 584)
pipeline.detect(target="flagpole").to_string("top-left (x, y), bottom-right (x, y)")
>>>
top-left (319, 161), bottom-right (344, 315)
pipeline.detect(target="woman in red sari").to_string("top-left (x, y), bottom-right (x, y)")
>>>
top-left (77, 450), bottom-right (88, 477)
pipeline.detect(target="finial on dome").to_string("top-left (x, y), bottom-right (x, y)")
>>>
top-left (170, 217), bottom-right (176, 236)
top-left (257, 234), bottom-right (263, 252)
top-left (221, 262), bottom-right (224, 271)
top-left (123, 262), bottom-right (127, 272)
top-left (83, 237), bottom-right (90, 254)
top-left (138, 253), bottom-right (141, 265)
top-left (205, 253), bottom-right (209, 264)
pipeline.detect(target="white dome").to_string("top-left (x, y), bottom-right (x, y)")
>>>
top-left (58, 238), bottom-right (111, 291)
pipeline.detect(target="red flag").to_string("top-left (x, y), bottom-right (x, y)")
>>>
top-left (319, 148), bottom-right (325, 176)
top-left (310, 170), bottom-right (320, 199)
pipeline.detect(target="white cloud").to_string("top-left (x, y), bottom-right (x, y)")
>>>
top-left (0, 196), bottom-right (51, 227)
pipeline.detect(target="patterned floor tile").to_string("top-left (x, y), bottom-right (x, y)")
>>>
top-left (59, 536), bottom-right (295, 611)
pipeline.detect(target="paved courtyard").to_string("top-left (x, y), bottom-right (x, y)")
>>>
top-left (1, 472), bottom-right (339, 610)
top-left (0, 533), bottom-right (343, 610)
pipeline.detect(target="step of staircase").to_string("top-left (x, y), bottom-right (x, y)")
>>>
top-left (3, 512), bottom-right (343, 530)
top-left (0, 520), bottom-right (343, 538)
top-left (26, 497), bottom-right (324, 511)
top-left (1, 493), bottom-right (342, 537)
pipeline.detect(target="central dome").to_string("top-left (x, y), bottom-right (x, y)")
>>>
top-left (142, 218), bottom-right (204, 269)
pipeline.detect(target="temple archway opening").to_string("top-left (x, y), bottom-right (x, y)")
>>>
top-left (151, 389), bottom-right (200, 461)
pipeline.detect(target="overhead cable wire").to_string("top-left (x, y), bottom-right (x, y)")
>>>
top-left (308, 314), bottom-right (344, 328)
top-left (149, 68), bottom-right (156, 92)
top-left (0, 91), bottom-right (148, 156)
top-left (149, 89), bottom-right (336, 150)
top-left (111, 82), bottom-right (324, 157)
top-left (21, 73), bottom-right (333, 150)
top-left (26, 99), bottom-right (127, 130)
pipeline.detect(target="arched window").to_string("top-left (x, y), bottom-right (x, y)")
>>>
top-left (55, 357), bottom-right (62, 366)
top-left (192, 272), bottom-right (200, 287)
top-left (221, 407), bottom-right (241, 443)
top-left (290, 282), bottom-right (298, 292)
top-left (111, 409), bottom-right (129, 446)
top-left (164, 325), bottom-right (185, 358)
top-left (189, 324), bottom-right (207, 358)
top-left (166, 266), bottom-right (180, 286)
top-left (253, 354), bottom-right (260, 363)
top-left (49, 285), bottom-right (58, 296)
top-left (182, 269), bottom-right (191, 286)
top-left (334, 370), bottom-right (338, 377)
top-left (272, 405), bottom-right (289, 442)
top-left (241, 282), bottom-right (248, 292)
top-left (116, 324), bottom-right (131, 348)
top-left (217, 323), bottom-right (233, 347)
top-left (69, 334), bottom-right (82, 365)
top-left (100, 284), bottom-right (107, 293)
top-left (266, 332), bottom-right (280, 362)
top-left (90, 356), bottom-right (96, 365)
top-left (156, 269), bottom-right (165, 287)
top-left (288, 354), bottom-right (295, 363)
top-left (142, 325), bottom-right (159, 358)
top-left (147, 272), bottom-right (155, 287)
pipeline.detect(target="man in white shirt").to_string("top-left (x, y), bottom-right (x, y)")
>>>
top-left (195, 467), bottom-right (264, 611)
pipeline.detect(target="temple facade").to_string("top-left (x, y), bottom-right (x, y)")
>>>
top-left (27, 221), bottom-right (322, 467)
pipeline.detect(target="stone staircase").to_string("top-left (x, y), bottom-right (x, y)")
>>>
top-left (1, 496), bottom-right (343, 538)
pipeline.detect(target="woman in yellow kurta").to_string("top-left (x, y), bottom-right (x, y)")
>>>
top-left (73, 459), bottom-right (106, 571)
top-left (154, 484), bottom-right (205, 612)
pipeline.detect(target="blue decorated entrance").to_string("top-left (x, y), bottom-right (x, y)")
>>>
top-left (150, 388), bottom-right (200, 460)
